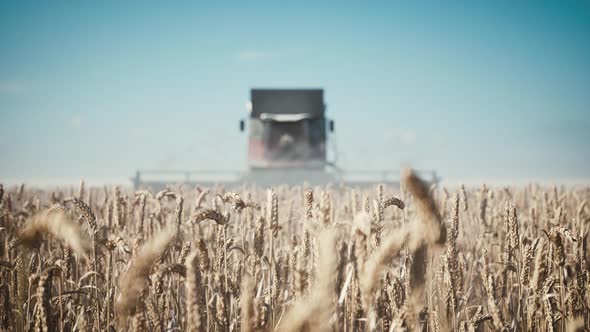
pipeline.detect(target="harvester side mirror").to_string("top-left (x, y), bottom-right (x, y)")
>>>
top-left (329, 120), bottom-right (334, 132)
top-left (239, 119), bottom-right (245, 132)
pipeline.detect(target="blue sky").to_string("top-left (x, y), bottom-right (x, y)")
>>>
top-left (1, 1), bottom-right (589, 186)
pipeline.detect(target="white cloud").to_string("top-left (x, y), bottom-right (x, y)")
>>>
top-left (236, 50), bottom-right (278, 61)
top-left (70, 114), bottom-right (82, 129)
top-left (235, 48), bottom-right (307, 62)
top-left (0, 80), bottom-right (24, 94)
top-left (383, 128), bottom-right (418, 145)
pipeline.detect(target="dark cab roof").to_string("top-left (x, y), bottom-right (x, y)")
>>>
top-left (250, 89), bottom-right (324, 117)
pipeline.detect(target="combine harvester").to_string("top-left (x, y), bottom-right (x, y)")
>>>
top-left (132, 89), bottom-right (438, 189)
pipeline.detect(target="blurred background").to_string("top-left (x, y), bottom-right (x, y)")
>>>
top-left (1, 1), bottom-right (589, 187)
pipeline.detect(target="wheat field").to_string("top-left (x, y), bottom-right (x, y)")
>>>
top-left (0, 171), bottom-right (588, 331)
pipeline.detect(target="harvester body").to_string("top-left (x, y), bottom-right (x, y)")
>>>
top-left (246, 89), bottom-right (328, 170)
top-left (238, 89), bottom-right (337, 185)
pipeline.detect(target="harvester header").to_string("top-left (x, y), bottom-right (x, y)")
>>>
top-left (132, 88), bottom-right (437, 188)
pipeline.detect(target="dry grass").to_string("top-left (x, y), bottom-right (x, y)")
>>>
top-left (0, 173), bottom-right (588, 331)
